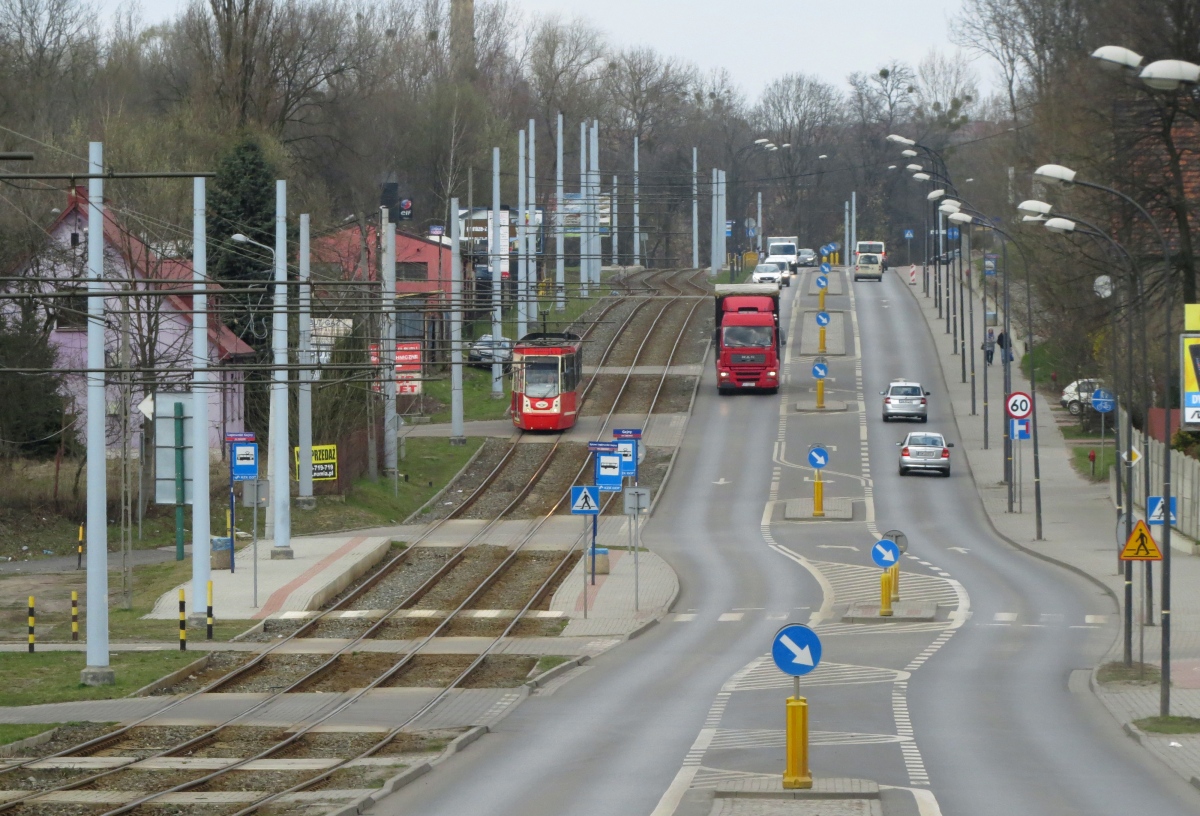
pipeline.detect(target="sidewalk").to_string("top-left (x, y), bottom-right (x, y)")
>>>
top-left (903, 271), bottom-right (1200, 784)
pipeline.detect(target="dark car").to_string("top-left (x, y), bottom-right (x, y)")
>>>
top-left (468, 335), bottom-right (513, 368)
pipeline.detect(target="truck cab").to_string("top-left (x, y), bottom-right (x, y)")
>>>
top-left (714, 284), bottom-right (782, 394)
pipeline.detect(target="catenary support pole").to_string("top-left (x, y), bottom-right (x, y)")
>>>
top-left (82, 142), bottom-right (113, 686)
top-left (579, 123), bottom-right (588, 298)
top-left (517, 130), bottom-right (528, 341)
top-left (710, 168), bottom-right (718, 275)
top-left (298, 214), bottom-right (314, 506)
top-left (555, 113), bottom-right (565, 311)
top-left (967, 224), bottom-right (976, 414)
top-left (528, 119), bottom-right (537, 328)
top-left (851, 191), bottom-right (857, 261)
top-left (591, 121), bottom-right (600, 281)
top-left (843, 201), bottom-right (849, 271)
top-left (382, 209), bottom-right (397, 481)
top-left (612, 175), bottom-right (619, 266)
top-left (491, 147), bottom-right (504, 396)
top-left (633, 135), bottom-right (640, 267)
top-left (450, 197), bottom-right (465, 445)
top-left (191, 177), bottom-right (211, 615)
top-left (271, 181), bottom-right (292, 558)
top-left (692, 148), bottom-right (699, 269)
top-left (757, 191), bottom-right (763, 255)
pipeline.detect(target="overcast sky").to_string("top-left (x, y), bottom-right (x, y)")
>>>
top-left (114, 0), bottom-right (975, 100)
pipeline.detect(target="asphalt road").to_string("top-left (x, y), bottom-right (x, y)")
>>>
top-left (371, 269), bottom-right (1200, 816)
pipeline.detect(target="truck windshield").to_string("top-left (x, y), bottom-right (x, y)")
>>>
top-left (524, 361), bottom-right (560, 398)
top-left (769, 244), bottom-right (796, 256)
top-left (723, 326), bottom-right (774, 348)
top-left (859, 242), bottom-right (884, 254)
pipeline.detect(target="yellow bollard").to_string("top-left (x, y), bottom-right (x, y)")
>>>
top-left (816, 379), bottom-right (826, 410)
top-left (818, 325), bottom-right (827, 354)
top-left (890, 563), bottom-right (900, 602)
top-left (178, 589), bottom-right (187, 651)
top-left (76, 523), bottom-right (83, 569)
top-left (819, 287), bottom-right (826, 312)
top-left (813, 472), bottom-right (825, 517)
top-left (27, 595), bottom-right (35, 653)
top-left (783, 693), bottom-right (813, 789)
top-left (880, 572), bottom-right (893, 617)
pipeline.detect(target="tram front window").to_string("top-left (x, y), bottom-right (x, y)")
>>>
top-left (524, 361), bottom-right (560, 398)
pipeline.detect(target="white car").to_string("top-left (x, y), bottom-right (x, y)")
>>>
top-left (750, 264), bottom-right (783, 285)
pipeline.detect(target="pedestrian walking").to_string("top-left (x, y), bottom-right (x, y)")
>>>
top-left (982, 329), bottom-right (996, 365)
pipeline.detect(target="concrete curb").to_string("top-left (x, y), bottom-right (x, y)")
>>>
top-left (403, 440), bottom-right (488, 524)
top-left (130, 654), bottom-right (210, 698)
top-left (0, 726), bottom-right (59, 757)
top-left (229, 620), bottom-right (266, 642)
top-left (526, 654), bottom-right (591, 689)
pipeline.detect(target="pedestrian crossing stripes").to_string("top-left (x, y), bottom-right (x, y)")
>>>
top-left (707, 728), bottom-right (909, 750)
top-left (893, 680), bottom-right (929, 785)
top-left (727, 656), bottom-right (908, 691)
top-left (816, 620), bottom-right (952, 636)
top-left (690, 767), bottom-right (778, 789)
top-left (810, 559), bottom-right (960, 607)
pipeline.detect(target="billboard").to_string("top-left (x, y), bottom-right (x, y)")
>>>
top-left (1182, 334), bottom-right (1200, 428)
top-left (556, 193), bottom-right (611, 238)
top-left (369, 341), bottom-right (423, 396)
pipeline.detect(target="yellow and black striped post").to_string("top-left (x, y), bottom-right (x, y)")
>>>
top-left (76, 523), bottom-right (83, 570)
top-left (71, 590), bottom-right (79, 641)
top-left (27, 596), bottom-right (35, 653)
top-left (178, 589), bottom-right (187, 651)
top-left (206, 580), bottom-right (214, 640)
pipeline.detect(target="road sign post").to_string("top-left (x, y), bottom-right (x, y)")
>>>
top-left (771, 624), bottom-right (821, 790)
top-left (624, 486), bottom-right (651, 611)
top-left (570, 485), bottom-right (600, 618)
top-left (816, 311), bottom-right (830, 354)
top-left (872, 538), bottom-right (901, 614)
top-left (812, 358), bottom-right (828, 410)
top-left (808, 447), bottom-right (828, 517)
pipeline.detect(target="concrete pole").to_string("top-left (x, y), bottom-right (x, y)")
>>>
top-left (530, 118), bottom-right (540, 328)
top-left (491, 147), bottom-right (504, 396)
top-left (82, 141), bottom-right (112, 686)
top-left (191, 178), bottom-right (211, 616)
top-left (851, 191), bottom-right (857, 260)
top-left (381, 209), bottom-right (397, 479)
top-left (555, 113), bottom-right (565, 311)
top-left (590, 121), bottom-right (600, 282)
top-left (297, 214), bottom-right (314, 507)
top-left (710, 168), bottom-right (718, 275)
top-left (579, 122), bottom-right (589, 298)
top-left (633, 135), bottom-right (641, 267)
top-left (692, 148), bottom-right (699, 269)
top-left (718, 171), bottom-right (727, 269)
top-left (517, 130), bottom-right (528, 340)
top-left (612, 175), bottom-right (619, 267)
top-left (757, 191), bottom-right (763, 255)
top-left (450, 197), bottom-right (465, 444)
top-left (844, 201), bottom-right (850, 269)
top-left (271, 181), bottom-right (292, 558)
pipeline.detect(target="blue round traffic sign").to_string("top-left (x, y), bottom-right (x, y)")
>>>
top-left (820, 262), bottom-right (831, 273)
top-left (1092, 388), bottom-right (1115, 414)
top-left (811, 362), bottom-right (827, 379)
top-left (947, 226), bottom-right (960, 241)
top-left (817, 275), bottom-right (829, 289)
top-left (816, 312), bottom-right (831, 327)
top-left (871, 539), bottom-right (900, 568)
top-left (807, 447), bottom-right (829, 469)
top-left (771, 624), bottom-right (822, 676)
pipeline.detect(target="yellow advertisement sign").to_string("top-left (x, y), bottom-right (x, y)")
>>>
top-left (293, 444), bottom-right (338, 481)
top-left (1182, 335), bottom-right (1200, 428)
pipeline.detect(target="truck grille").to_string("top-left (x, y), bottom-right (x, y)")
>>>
top-left (731, 354), bottom-right (766, 364)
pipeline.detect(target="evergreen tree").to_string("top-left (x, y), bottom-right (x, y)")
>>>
top-left (0, 315), bottom-right (68, 459)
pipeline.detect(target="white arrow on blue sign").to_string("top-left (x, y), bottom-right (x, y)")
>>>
top-left (820, 262), bottom-right (831, 274)
top-left (816, 274), bottom-right (829, 289)
top-left (872, 539), bottom-right (900, 568)
top-left (1148, 496), bottom-right (1177, 526)
top-left (815, 312), bottom-right (831, 327)
top-left (771, 624), bottom-right (822, 676)
top-left (812, 362), bottom-right (828, 379)
top-left (807, 447), bottom-right (829, 469)
top-left (1092, 388), bottom-right (1115, 413)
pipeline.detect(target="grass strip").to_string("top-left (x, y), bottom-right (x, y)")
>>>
top-left (0, 651), bottom-right (203, 707)
top-left (0, 723), bottom-right (59, 746)
top-left (1134, 716), bottom-right (1200, 734)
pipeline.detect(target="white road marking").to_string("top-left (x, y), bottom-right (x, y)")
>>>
top-left (994, 612), bottom-right (1018, 622)
top-left (717, 612), bottom-right (744, 622)
top-left (1086, 614), bottom-right (1108, 624)
top-left (672, 613), bottom-right (696, 622)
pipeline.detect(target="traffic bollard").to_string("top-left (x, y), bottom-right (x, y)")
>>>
top-left (813, 472), bottom-right (825, 518)
top-left (890, 563), bottom-right (900, 601)
top-left (178, 589), bottom-right (187, 651)
top-left (783, 692), bottom-right (813, 789)
top-left (818, 287), bottom-right (826, 312)
top-left (71, 590), bottom-right (79, 641)
top-left (816, 379), bottom-right (826, 410)
top-left (27, 596), bottom-right (35, 653)
top-left (818, 325), bottom-right (827, 354)
top-left (206, 580), bottom-right (214, 640)
top-left (880, 572), bottom-right (893, 617)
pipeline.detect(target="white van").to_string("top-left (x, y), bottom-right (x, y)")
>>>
top-left (856, 241), bottom-right (887, 269)
top-left (854, 253), bottom-right (884, 282)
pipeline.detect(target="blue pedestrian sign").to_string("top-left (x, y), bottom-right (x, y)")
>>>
top-left (820, 262), bottom-right (831, 274)
top-left (771, 624), bottom-right (822, 676)
top-left (1148, 496), bottom-right (1177, 526)
top-left (812, 362), bottom-right (828, 379)
top-left (596, 452), bottom-right (623, 491)
top-left (815, 312), bottom-right (831, 327)
top-left (872, 538), bottom-right (900, 568)
top-left (1092, 388), bottom-right (1115, 414)
top-left (947, 226), bottom-right (960, 241)
top-left (1010, 418), bottom-right (1031, 440)
top-left (807, 447), bottom-right (829, 469)
top-left (570, 486), bottom-right (600, 515)
top-left (904, 229), bottom-right (914, 239)
top-left (816, 274), bottom-right (829, 289)
top-left (231, 443), bottom-right (259, 482)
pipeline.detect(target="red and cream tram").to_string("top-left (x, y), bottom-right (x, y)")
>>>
top-left (511, 332), bottom-right (584, 431)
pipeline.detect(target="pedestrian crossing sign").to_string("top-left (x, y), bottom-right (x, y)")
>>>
top-left (570, 485), bottom-right (600, 515)
top-left (1147, 496), bottom-right (1177, 526)
top-left (1120, 519), bottom-right (1162, 561)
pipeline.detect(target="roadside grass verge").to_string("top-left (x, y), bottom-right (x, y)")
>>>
top-left (0, 651), bottom-right (201, 707)
top-left (1134, 716), bottom-right (1200, 734)
top-left (1070, 445), bottom-right (1117, 482)
top-left (1097, 661), bottom-right (1161, 685)
top-left (0, 723), bottom-right (59, 746)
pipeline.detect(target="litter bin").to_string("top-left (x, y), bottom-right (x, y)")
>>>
top-left (589, 547), bottom-right (610, 575)
top-left (210, 537), bottom-right (232, 570)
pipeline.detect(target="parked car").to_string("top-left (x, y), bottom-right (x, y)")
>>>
top-left (897, 432), bottom-right (954, 477)
top-left (881, 380), bottom-right (930, 422)
top-left (1060, 378), bottom-right (1103, 415)
top-left (468, 335), bottom-right (513, 368)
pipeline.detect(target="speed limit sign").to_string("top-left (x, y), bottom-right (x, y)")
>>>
top-left (1006, 391), bottom-right (1033, 419)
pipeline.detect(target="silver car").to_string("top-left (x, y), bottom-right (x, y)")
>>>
top-left (751, 264), bottom-right (782, 285)
top-left (881, 381), bottom-right (930, 422)
top-left (897, 432), bottom-right (953, 476)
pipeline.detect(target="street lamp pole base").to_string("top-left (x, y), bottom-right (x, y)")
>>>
top-left (270, 547), bottom-right (294, 560)
top-left (80, 666), bottom-right (116, 686)
top-left (450, 437), bottom-right (467, 446)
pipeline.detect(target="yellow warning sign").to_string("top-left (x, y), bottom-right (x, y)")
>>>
top-left (1120, 519), bottom-right (1162, 561)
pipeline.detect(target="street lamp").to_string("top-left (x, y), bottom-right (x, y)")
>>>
top-left (887, 134), bottom-right (916, 145)
top-left (1140, 59), bottom-right (1200, 90)
top-left (901, 149), bottom-right (919, 158)
top-left (927, 189), bottom-right (946, 201)
top-left (1017, 199), bottom-right (1053, 217)
top-left (912, 172), bottom-right (931, 181)
top-left (231, 232), bottom-right (272, 254)
top-left (906, 164), bottom-right (924, 172)
top-left (1091, 45), bottom-right (1143, 71)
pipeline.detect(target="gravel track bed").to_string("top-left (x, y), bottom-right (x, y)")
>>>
top-left (2, 723), bottom-right (120, 758)
top-left (472, 551), bottom-right (565, 608)
top-left (371, 729), bottom-right (464, 756)
top-left (0, 766), bottom-right (97, 790)
top-left (348, 547), bottom-right (454, 611)
top-left (457, 444), bottom-right (554, 520)
top-left (613, 374), bottom-right (672, 414)
top-left (82, 768), bottom-right (203, 791)
top-left (576, 299), bottom-right (640, 366)
top-left (580, 374), bottom-right (626, 416)
top-left (6, 805), bottom-right (108, 816)
top-left (367, 614), bottom-right (565, 638)
top-left (306, 618), bottom-right (374, 640)
top-left (315, 544), bottom-right (409, 611)
top-left (212, 654), bottom-right (329, 694)
top-left (177, 727), bottom-right (292, 759)
top-left (309, 762), bottom-right (404, 790)
top-left (125, 806), bottom-right (227, 816)
top-left (638, 300), bottom-right (698, 367)
top-left (418, 439), bottom-right (513, 522)
top-left (368, 617), bottom-right (438, 639)
top-left (295, 653), bottom-right (407, 693)
top-left (91, 726), bottom-right (211, 758)
top-left (243, 620), bottom-right (303, 642)
top-left (653, 376), bottom-right (699, 413)
top-left (381, 654), bottom-right (534, 688)
top-left (201, 768), bottom-right (315, 792)
top-left (463, 656), bottom-right (538, 688)
top-left (412, 545), bottom-right (509, 609)
top-left (601, 301), bottom-right (666, 369)
top-left (273, 731), bottom-right (383, 759)
top-left (676, 309), bottom-right (715, 366)
top-left (507, 443), bottom-right (590, 518)
top-left (150, 653), bottom-right (255, 696)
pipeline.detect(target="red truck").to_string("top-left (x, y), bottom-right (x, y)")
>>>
top-left (714, 283), bottom-right (783, 394)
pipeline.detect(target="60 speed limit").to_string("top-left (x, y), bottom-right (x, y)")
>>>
top-left (1006, 391), bottom-right (1032, 419)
